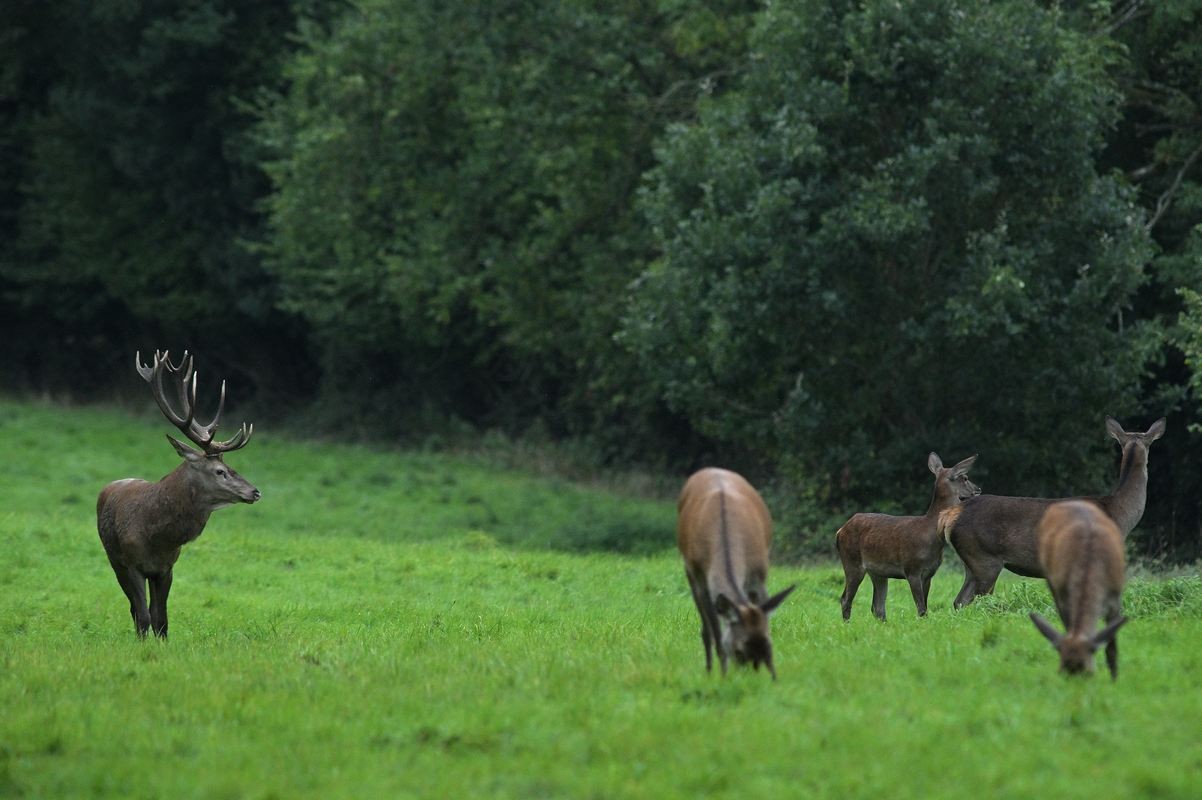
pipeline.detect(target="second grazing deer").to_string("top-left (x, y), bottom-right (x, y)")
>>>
top-left (677, 468), bottom-right (796, 678)
top-left (836, 453), bottom-right (979, 621)
top-left (97, 351), bottom-right (260, 638)
top-left (947, 417), bottom-right (1164, 608)
top-left (1029, 500), bottom-right (1128, 680)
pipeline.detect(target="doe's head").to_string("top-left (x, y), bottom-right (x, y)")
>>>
top-left (1029, 612), bottom-right (1127, 678)
top-left (928, 452), bottom-right (981, 502)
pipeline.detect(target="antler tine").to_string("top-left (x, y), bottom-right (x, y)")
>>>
top-left (207, 421), bottom-right (254, 454)
top-left (149, 353), bottom-right (189, 428)
top-left (191, 379), bottom-right (228, 446)
top-left (135, 351), bottom-right (154, 381)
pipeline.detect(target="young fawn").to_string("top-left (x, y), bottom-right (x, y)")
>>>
top-left (1029, 500), bottom-right (1128, 680)
top-left (836, 453), bottom-right (979, 621)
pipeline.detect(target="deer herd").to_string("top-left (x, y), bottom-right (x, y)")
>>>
top-left (98, 351), bottom-right (1164, 684)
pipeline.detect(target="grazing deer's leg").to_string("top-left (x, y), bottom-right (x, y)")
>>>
top-left (112, 564), bottom-right (150, 637)
top-left (1051, 588), bottom-right (1072, 630)
top-left (906, 573), bottom-right (927, 617)
top-left (1104, 606), bottom-right (1122, 681)
top-left (684, 571), bottom-right (714, 672)
top-left (149, 571), bottom-right (174, 639)
top-left (840, 567), bottom-right (865, 621)
top-left (870, 574), bottom-right (889, 621)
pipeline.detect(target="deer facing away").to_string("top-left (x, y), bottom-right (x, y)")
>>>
top-left (1029, 500), bottom-right (1128, 680)
top-left (947, 417), bottom-right (1163, 608)
top-left (677, 468), bottom-right (796, 678)
top-left (836, 453), bottom-right (979, 621)
top-left (97, 351), bottom-right (260, 638)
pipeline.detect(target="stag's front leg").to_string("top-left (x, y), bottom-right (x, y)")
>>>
top-left (112, 564), bottom-right (151, 637)
top-left (149, 570), bottom-right (174, 639)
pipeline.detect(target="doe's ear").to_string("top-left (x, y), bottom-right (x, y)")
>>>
top-left (927, 452), bottom-right (943, 475)
top-left (1029, 612), bottom-right (1063, 647)
top-left (167, 434), bottom-right (204, 462)
top-left (1146, 418), bottom-right (1166, 441)
top-left (760, 584), bottom-right (796, 616)
top-left (1091, 616), bottom-right (1129, 650)
top-left (950, 454), bottom-right (978, 479)
top-left (1105, 416), bottom-right (1126, 442)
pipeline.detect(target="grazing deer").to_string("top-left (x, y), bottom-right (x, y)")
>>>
top-left (836, 453), bottom-right (979, 621)
top-left (97, 351), bottom-right (260, 638)
top-left (677, 468), bottom-right (796, 678)
top-left (1029, 500), bottom-right (1128, 679)
top-left (948, 417), bottom-right (1164, 608)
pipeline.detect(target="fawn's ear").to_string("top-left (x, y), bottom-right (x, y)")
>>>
top-left (760, 584), bottom-right (796, 616)
top-left (167, 435), bottom-right (204, 462)
top-left (1091, 616), bottom-right (1129, 650)
top-left (1105, 416), bottom-right (1125, 442)
top-left (1030, 612), bottom-right (1062, 647)
top-left (928, 452), bottom-right (943, 475)
top-left (1145, 418), bottom-right (1166, 441)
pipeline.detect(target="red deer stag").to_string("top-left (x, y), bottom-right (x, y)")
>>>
top-left (1029, 500), bottom-right (1127, 680)
top-left (948, 417), bottom-right (1163, 608)
top-left (97, 351), bottom-right (260, 638)
top-left (677, 468), bottom-right (795, 678)
top-left (836, 453), bottom-right (979, 621)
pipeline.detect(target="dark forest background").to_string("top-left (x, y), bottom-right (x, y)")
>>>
top-left (3, 0), bottom-right (1200, 559)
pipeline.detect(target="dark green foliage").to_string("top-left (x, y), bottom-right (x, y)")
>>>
top-left (626, 0), bottom-right (1159, 530)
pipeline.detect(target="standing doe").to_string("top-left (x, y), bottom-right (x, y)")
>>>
top-left (97, 351), bottom-right (260, 638)
top-left (836, 453), bottom-right (979, 621)
top-left (1029, 500), bottom-right (1128, 680)
top-left (677, 468), bottom-right (795, 678)
top-left (947, 417), bottom-right (1163, 608)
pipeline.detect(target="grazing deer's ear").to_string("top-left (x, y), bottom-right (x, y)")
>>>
top-left (1105, 416), bottom-right (1125, 442)
top-left (714, 593), bottom-right (738, 620)
top-left (1146, 418), bottom-right (1166, 441)
top-left (760, 584), bottom-right (796, 616)
top-left (167, 434), bottom-right (204, 462)
top-left (1029, 613), bottom-right (1063, 647)
top-left (928, 452), bottom-right (943, 475)
top-left (1091, 616), bottom-right (1129, 650)
top-left (950, 454), bottom-right (978, 478)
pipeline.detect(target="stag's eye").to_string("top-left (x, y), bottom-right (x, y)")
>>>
top-left (216, 469), bottom-right (228, 478)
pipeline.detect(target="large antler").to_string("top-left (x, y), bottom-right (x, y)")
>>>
top-left (135, 350), bottom-right (254, 455)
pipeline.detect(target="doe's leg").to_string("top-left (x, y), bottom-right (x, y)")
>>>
top-left (906, 573), bottom-right (928, 617)
top-left (870, 574), bottom-right (889, 621)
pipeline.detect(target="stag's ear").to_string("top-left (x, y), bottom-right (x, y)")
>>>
top-left (167, 434), bottom-right (204, 462)
top-left (950, 454), bottom-right (978, 479)
top-left (1091, 616), bottom-right (1129, 650)
top-left (1105, 416), bottom-right (1125, 442)
top-left (1146, 418), bottom-right (1166, 441)
top-left (928, 452), bottom-right (943, 475)
top-left (760, 584), bottom-right (796, 616)
top-left (1030, 612), bottom-right (1063, 647)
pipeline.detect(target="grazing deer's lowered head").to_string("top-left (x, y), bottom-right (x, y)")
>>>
top-left (836, 452), bottom-right (979, 621)
top-left (677, 468), bottom-right (795, 679)
top-left (96, 350), bottom-right (259, 638)
top-left (1029, 500), bottom-right (1128, 680)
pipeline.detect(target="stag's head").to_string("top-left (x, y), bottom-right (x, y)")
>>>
top-left (137, 350), bottom-right (261, 507)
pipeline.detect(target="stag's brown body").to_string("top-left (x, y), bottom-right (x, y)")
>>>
top-left (97, 351), bottom-right (259, 638)
top-left (836, 453), bottom-right (979, 621)
top-left (677, 468), bottom-right (795, 678)
top-left (948, 417), bottom-right (1163, 608)
top-left (1029, 501), bottom-right (1127, 679)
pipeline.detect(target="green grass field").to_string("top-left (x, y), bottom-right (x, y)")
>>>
top-left (2, 399), bottom-right (1201, 799)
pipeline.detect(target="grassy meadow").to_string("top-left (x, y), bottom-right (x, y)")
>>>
top-left (2, 399), bottom-right (1201, 799)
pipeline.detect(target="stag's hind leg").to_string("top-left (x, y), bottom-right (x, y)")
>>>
top-left (149, 570), bottom-right (174, 639)
top-left (110, 562), bottom-right (150, 637)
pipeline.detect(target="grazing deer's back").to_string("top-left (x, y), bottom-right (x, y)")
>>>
top-left (677, 468), bottom-right (771, 570)
top-left (1037, 502), bottom-right (1125, 591)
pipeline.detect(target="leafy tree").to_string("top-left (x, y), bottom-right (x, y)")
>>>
top-left (257, 0), bottom-right (756, 451)
top-left (626, 0), bottom-right (1158, 537)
